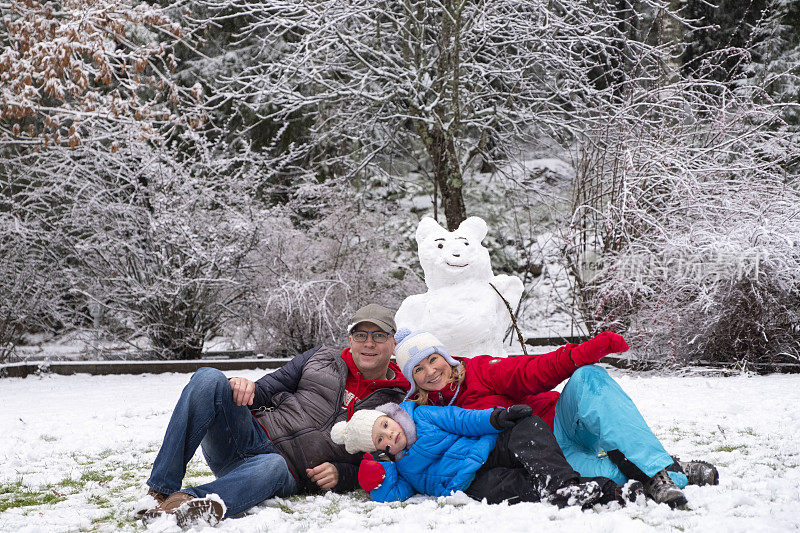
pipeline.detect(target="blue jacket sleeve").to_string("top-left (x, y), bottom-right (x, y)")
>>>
top-left (416, 406), bottom-right (500, 437)
top-left (251, 346), bottom-right (321, 408)
top-left (369, 462), bottom-right (416, 502)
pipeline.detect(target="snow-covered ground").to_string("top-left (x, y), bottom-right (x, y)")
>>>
top-left (1, 367), bottom-right (798, 532)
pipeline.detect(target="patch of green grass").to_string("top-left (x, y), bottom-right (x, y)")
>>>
top-left (90, 510), bottom-right (131, 530)
top-left (88, 494), bottom-right (111, 507)
top-left (351, 490), bottom-right (371, 501)
top-left (714, 444), bottom-right (746, 453)
top-left (40, 434), bottom-right (58, 442)
top-left (276, 501), bottom-right (295, 514)
top-left (324, 500), bottom-right (341, 515)
top-left (0, 480), bottom-right (24, 495)
top-left (0, 488), bottom-right (66, 513)
top-left (81, 470), bottom-right (114, 483)
top-left (97, 449), bottom-right (116, 460)
top-left (58, 477), bottom-right (86, 491)
top-left (184, 467), bottom-right (214, 478)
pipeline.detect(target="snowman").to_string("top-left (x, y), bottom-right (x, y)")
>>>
top-left (395, 216), bottom-right (524, 357)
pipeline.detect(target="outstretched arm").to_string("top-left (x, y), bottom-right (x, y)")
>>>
top-left (416, 406), bottom-right (500, 437)
top-left (478, 331), bottom-right (629, 397)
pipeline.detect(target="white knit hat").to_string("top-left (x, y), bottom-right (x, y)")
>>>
top-left (394, 328), bottom-right (460, 399)
top-left (330, 409), bottom-right (383, 454)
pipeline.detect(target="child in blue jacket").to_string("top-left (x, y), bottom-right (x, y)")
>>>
top-left (331, 401), bottom-right (638, 507)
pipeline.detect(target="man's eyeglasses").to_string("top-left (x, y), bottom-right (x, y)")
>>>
top-left (351, 331), bottom-right (392, 344)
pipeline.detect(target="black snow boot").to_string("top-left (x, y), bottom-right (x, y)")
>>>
top-left (643, 469), bottom-right (687, 508)
top-left (587, 478), bottom-right (644, 508)
top-left (547, 480), bottom-right (603, 509)
top-left (677, 459), bottom-right (719, 486)
top-left (619, 480), bottom-right (646, 504)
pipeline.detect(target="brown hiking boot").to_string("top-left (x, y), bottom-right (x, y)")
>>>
top-left (141, 491), bottom-right (224, 527)
top-left (135, 488), bottom-right (169, 517)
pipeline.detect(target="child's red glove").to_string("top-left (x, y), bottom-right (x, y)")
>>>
top-left (570, 331), bottom-right (629, 366)
top-left (358, 453), bottom-right (385, 492)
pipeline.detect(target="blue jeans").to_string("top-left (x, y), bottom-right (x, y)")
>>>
top-left (147, 367), bottom-right (297, 516)
top-left (553, 365), bottom-right (688, 488)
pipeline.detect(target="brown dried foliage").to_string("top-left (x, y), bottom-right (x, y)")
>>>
top-left (0, 0), bottom-right (185, 147)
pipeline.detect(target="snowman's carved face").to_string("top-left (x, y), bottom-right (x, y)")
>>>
top-left (416, 217), bottom-right (492, 284)
top-left (430, 235), bottom-right (475, 270)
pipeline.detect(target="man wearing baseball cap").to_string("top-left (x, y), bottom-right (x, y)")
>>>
top-left (141, 304), bottom-right (409, 526)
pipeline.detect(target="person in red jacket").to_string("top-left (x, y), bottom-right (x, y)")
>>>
top-left (393, 328), bottom-right (719, 508)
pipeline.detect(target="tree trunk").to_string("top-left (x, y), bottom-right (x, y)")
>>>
top-left (429, 125), bottom-right (466, 231)
top-left (657, 0), bottom-right (684, 83)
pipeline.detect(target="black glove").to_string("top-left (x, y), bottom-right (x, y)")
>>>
top-left (489, 404), bottom-right (533, 430)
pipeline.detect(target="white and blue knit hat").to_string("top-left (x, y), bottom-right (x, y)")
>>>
top-left (394, 328), bottom-right (460, 399)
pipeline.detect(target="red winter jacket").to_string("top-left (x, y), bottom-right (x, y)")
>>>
top-left (342, 348), bottom-right (410, 419)
top-left (423, 331), bottom-right (628, 429)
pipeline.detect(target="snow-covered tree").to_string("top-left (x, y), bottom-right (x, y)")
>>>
top-left (746, 0), bottom-right (800, 129)
top-left (207, 0), bottom-right (684, 230)
top-left (0, 0), bottom-right (199, 150)
top-left (682, 0), bottom-right (767, 84)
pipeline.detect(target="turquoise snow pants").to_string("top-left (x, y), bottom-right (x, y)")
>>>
top-left (553, 365), bottom-right (688, 488)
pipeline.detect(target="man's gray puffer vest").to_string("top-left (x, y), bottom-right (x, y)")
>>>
top-left (253, 346), bottom-right (406, 492)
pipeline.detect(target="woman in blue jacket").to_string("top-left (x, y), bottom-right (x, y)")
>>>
top-left (331, 402), bottom-right (637, 507)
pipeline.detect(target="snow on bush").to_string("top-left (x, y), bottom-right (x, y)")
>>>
top-left (0, 216), bottom-right (70, 362)
top-left (241, 194), bottom-right (424, 356)
top-left (566, 81), bottom-right (800, 369)
top-left (1, 137), bottom-right (261, 360)
top-left (0, 0), bottom-right (195, 149)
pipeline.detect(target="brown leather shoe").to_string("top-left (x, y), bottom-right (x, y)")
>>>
top-left (135, 488), bottom-right (169, 517)
top-left (142, 491), bottom-right (192, 524)
top-left (173, 496), bottom-right (224, 527)
top-left (141, 492), bottom-right (224, 527)
top-left (147, 488), bottom-right (168, 505)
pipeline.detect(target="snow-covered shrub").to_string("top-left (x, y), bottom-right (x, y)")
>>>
top-left (618, 215), bottom-right (800, 369)
top-left (566, 81), bottom-right (800, 370)
top-left (0, 221), bottom-right (69, 362)
top-left (242, 196), bottom-right (424, 357)
top-left (3, 137), bottom-right (260, 359)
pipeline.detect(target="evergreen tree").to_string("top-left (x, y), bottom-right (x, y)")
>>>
top-left (682, 0), bottom-right (768, 83)
top-left (746, 0), bottom-right (800, 129)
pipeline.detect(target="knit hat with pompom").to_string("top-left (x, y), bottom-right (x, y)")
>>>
top-left (330, 409), bottom-right (384, 454)
top-left (393, 328), bottom-right (459, 399)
